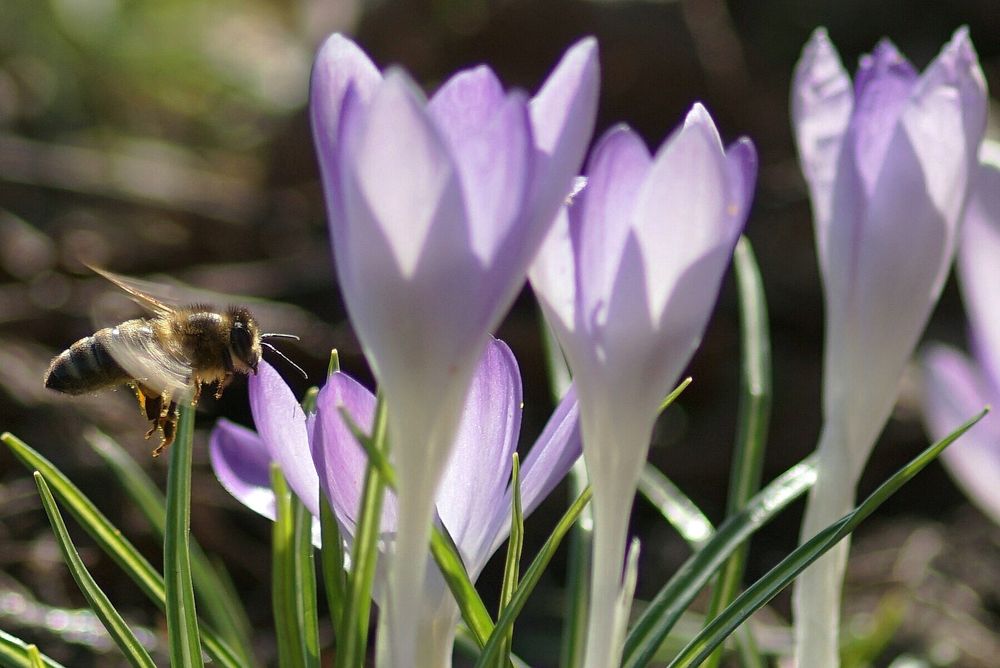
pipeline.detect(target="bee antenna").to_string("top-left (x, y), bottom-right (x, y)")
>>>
top-left (262, 341), bottom-right (308, 380)
top-left (262, 333), bottom-right (300, 341)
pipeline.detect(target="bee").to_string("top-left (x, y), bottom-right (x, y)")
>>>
top-left (44, 266), bottom-right (303, 456)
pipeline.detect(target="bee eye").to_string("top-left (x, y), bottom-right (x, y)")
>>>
top-left (230, 323), bottom-right (253, 361)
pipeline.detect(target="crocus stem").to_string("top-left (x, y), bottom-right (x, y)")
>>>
top-left (580, 407), bottom-right (647, 668)
top-left (793, 425), bottom-right (856, 668)
top-left (583, 490), bottom-right (632, 668)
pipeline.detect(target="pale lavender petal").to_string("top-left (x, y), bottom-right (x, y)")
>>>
top-left (249, 361), bottom-right (320, 517)
top-left (480, 385), bottom-right (582, 570)
top-left (428, 65), bottom-right (506, 149)
top-left (849, 39), bottom-right (917, 195)
top-left (337, 68), bottom-right (482, 394)
top-left (310, 372), bottom-right (378, 537)
top-left (791, 27), bottom-right (853, 240)
top-left (434, 85), bottom-right (533, 266)
top-left (632, 104), bottom-right (732, 324)
top-left (311, 34), bottom-right (382, 226)
top-left (436, 338), bottom-right (521, 572)
top-left (209, 419), bottom-right (276, 522)
top-left (724, 138), bottom-right (759, 241)
top-left (529, 206), bottom-right (578, 343)
top-left (517, 385), bottom-right (582, 517)
top-left (837, 31), bottom-right (986, 432)
top-left (921, 345), bottom-right (1000, 525)
top-left (341, 68), bottom-right (465, 280)
top-left (522, 38), bottom-right (600, 256)
top-left (575, 125), bottom-right (652, 323)
top-left (959, 152), bottom-right (1000, 394)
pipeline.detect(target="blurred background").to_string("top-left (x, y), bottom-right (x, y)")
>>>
top-left (1, 0), bottom-right (998, 665)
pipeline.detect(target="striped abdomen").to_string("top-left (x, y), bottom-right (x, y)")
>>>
top-left (44, 327), bottom-right (132, 395)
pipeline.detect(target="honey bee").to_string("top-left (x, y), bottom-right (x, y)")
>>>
top-left (44, 266), bottom-right (303, 456)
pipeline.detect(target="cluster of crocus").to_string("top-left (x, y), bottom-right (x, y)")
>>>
top-left (921, 141), bottom-right (1000, 526)
top-left (207, 24), bottom-right (990, 668)
top-left (210, 338), bottom-right (582, 665)
top-left (790, 27), bottom-right (987, 667)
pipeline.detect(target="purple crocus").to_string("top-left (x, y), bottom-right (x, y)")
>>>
top-left (209, 338), bottom-right (582, 666)
top-left (921, 142), bottom-right (1000, 525)
top-left (530, 108), bottom-right (757, 668)
top-left (790, 28), bottom-right (987, 667)
top-left (309, 34), bottom-right (598, 662)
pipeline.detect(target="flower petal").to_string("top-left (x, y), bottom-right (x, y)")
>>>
top-left (633, 104), bottom-right (732, 324)
top-left (959, 147), bottom-right (1000, 395)
top-left (849, 39), bottom-right (917, 194)
top-left (518, 385), bottom-right (582, 516)
top-left (249, 361), bottom-right (320, 517)
top-left (311, 33), bottom-right (382, 225)
top-left (791, 27), bottom-right (853, 239)
top-left (575, 125), bottom-right (652, 328)
top-left (523, 37), bottom-right (600, 254)
top-left (311, 371), bottom-right (400, 538)
top-left (921, 345), bottom-right (1000, 525)
top-left (724, 138), bottom-right (759, 238)
top-left (209, 419), bottom-right (276, 522)
top-left (435, 338), bottom-right (522, 574)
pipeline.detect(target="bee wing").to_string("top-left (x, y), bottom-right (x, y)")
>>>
top-left (88, 265), bottom-right (179, 318)
top-left (106, 321), bottom-right (194, 399)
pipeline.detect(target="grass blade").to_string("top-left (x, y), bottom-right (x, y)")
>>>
top-left (496, 454), bottom-right (524, 667)
top-left (474, 485), bottom-right (593, 668)
top-left (0, 630), bottom-right (65, 668)
top-left (338, 394), bottom-right (389, 668)
top-left (86, 429), bottom-right (255, 666)
top-left (667, 409), bottom-right (987, 668)
top-left (32, 473), bottom-right (156, 668)
top-left (622, 455), bottom-right (818, 668)
top-left (638, 464), bottom-right (714, 549)
top-left (25, 645), bottom-right (44, 668)
top-left (319, 495), bottom-right (347, 635)
top-left (703, 236), bottom-right (772, 668)
top-left (1, 433), bottom-right (241, 668)
top-left (164, 403), bottom-right (203, 668)
top-left (270, 465), bottom-right (320, 668)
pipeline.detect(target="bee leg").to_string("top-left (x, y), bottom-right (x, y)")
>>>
top-left (214, 374), bottom-right (233, 400)
top-left (133, 384), bottom-right (163, 440)
top-left (152, 401), bottom-right (178, 457)
top-left (191, 380), bottom-right (203, 407)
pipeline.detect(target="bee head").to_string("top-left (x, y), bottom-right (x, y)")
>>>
top-left (227, 307), bottom-right (262, 374)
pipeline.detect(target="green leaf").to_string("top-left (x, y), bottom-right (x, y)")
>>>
top-left (638, 464), bottom-right (714, 549)
top-left (496, 454), bottom-right (524, 667)
top-left (559, 461), bottom-right (591, 668)
top-left (703, 236), bottom-right (772, 668)
top-left (25, 645), bottom-right (44, 668)
top-left (0, 630), bottom-right (65, 668)
top-left (338, 394), bottom-right (389, 668)
top-left (164, 403), bottom-right (204, 668)
top-left (32, 473), bottom-right (156, 668)
top-left (474, 485), bottom-right (593, 668)
top-left (319, 492), bottom-right (347, 637)
top-left (2, 432), bottom-right (241, 668)
top-left (270, 466), bottom-right (320, 668)
top-left (622, 454), bottom-right (819, 668)
top-left (86, 429), bottom-right (255, 666)
top-left (666, 409), bottom-right (987, 668)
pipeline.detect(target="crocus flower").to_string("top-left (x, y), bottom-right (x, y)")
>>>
top-left (309, 34), bottom-right (598, 663)
top-left (921, 142), bottom-right (1000, 525)
top-left (210, 338), bottom-right (582, 666)
top-left (530, 107), bottom-right (757, 668)
top-left (790, 28), bottom-right (986, 667)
